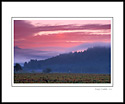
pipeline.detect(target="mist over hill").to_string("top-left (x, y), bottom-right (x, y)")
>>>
top-left (23, 46), bottom-right (111, 74)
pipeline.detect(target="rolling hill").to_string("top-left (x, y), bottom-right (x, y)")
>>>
top-left (23, 46), bottom-right (111, 74)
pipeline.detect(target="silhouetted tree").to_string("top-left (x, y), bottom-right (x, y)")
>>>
top-left (24, 59), bottom-right (40, 69)
top-left (14, 63), bottom-right (22, 72)
top-left (24, 62), bottom-right (28, 67)
top-left (42, 68), bottom-right (52, 73)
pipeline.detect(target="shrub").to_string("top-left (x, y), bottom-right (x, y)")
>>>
top-left (42, 68), bottom-right (52, 73)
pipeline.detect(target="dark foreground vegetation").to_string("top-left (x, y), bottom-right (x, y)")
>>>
top-left (14, 73), bottom-right (111, 83)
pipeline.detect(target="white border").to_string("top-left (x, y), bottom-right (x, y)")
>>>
top-left (12, 17), bottom-right (113, 87)
top-left (13, 17), bottom-right (112, 20)
top-left (2, 2), bottom-right (123, 102)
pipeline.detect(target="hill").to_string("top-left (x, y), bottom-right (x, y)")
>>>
top-left (23, 47), bottom-right (111, 74)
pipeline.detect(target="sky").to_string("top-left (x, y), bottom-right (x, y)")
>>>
top-left (14, 19), bottom-right (111, 63)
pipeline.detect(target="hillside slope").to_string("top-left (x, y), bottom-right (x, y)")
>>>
top-left (23, 47), bottom-right (111, 74)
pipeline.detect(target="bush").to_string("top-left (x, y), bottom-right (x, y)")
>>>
top-left (42, 68), bottom-right (52, 73)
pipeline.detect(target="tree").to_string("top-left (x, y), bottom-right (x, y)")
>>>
top-left (24, 62), bottom-right (28, 67)
top-left (42, 68), bottom-right (52, 73)
top-left (14, 63), bottom-right (22, 72)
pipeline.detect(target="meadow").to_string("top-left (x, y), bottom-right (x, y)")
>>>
top-left (14, 73), bottom-right (111, 83)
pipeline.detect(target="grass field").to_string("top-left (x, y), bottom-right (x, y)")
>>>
top-left (14, 73), bottom-right (111, 83)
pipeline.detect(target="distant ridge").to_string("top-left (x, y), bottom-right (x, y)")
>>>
top-left (23, 46), bottom-right (111, 74)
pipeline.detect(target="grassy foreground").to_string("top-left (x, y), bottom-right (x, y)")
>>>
top-left (14, 73), bottom-right (111, 83)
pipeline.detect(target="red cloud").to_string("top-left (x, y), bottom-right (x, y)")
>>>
top-left (14, 20), bottom-right (111, 49)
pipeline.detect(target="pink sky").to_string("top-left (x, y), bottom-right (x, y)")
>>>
top-left (26, 20), bottom-right (111, 26)
top-left (14, 20), bottom-right (111, 48)
top-left (14, 19), bottom-right (111, 63)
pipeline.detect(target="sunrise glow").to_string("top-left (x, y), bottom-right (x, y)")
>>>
top-left (14, 19), bottom-right (111, 63)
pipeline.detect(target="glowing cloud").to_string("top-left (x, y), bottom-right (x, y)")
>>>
top-left (14, 19), bottom-right (111, 63)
